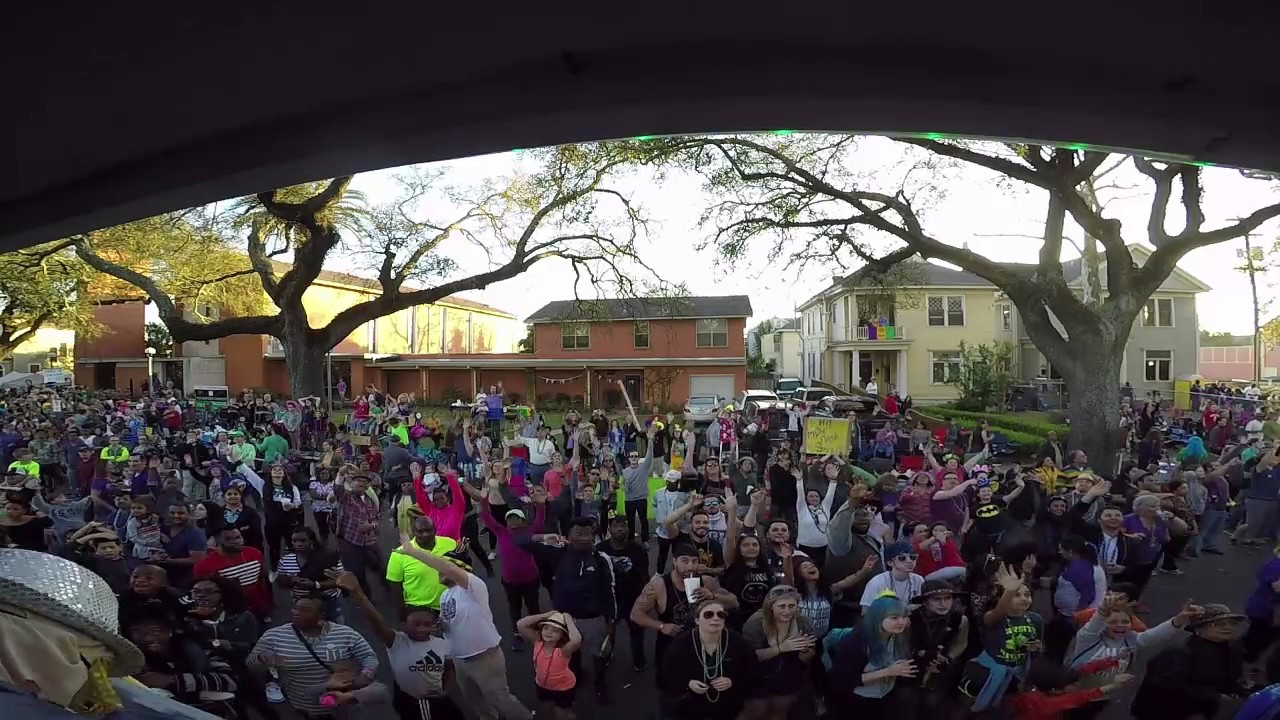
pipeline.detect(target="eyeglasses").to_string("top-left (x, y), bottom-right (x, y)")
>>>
top-left (701, 610), bottom-right (728, 620)
top-left (893, 554), bottom-right (918, 562)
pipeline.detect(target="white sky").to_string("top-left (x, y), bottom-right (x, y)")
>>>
top-left (332, 137), bottom-right (1279, 335)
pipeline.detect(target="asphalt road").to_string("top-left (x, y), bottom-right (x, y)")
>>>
top-left (266, 522), bottom-right (1270, 720)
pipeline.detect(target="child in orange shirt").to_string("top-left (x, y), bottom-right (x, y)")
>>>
top-left (517, 610), bottom-right (582, 719)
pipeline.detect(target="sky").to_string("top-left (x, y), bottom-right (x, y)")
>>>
top-left (336, 136), bottom-right (1280, 335)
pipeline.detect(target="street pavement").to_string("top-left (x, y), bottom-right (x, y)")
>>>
top-left (266, 520), bottom-right (1270, 720)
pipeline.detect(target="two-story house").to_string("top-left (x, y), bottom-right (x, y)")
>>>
top-left (760, 318), bottom-right (802, 379)
top-left (798, 248), bottom-right (1209, 403)
top-left (519, 295), bottom-right (752, 408)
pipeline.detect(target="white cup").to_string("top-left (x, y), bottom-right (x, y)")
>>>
top-left (684, 577), bottom-right (701, 603)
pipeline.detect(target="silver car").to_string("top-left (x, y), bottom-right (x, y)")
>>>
top-left (684, 394), bottom-right (722, 424)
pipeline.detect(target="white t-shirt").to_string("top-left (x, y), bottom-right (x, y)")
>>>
top-left (1247, 419), bottom-right (1265, 441)
top-left (389, 632), bottom-right (451, 699)
top-left (866, 381), bottom-right (879, 395)
top-left (439, 574), bottom-right (502, 659)
top-left (1245, 386), bottom-right (1262, 401)
top-left (860, 571), bottom-right (924, 607)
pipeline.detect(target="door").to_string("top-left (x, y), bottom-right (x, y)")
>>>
top-left (859, 355), bottom-right (873, 386)
top-left (94, 362), bottom-right (116, 390)
top-left (688, 374), bottom-right (736, 403)
top-left (624, 374), bottom-right (642, 404)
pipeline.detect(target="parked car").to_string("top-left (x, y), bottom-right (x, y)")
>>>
top-left (684, 394), bottom-right (723, 424)
top-left (811, 394), bottom-right (879, 417)
top-left (789, 387), bottom-right (834, 406)
top-left (732, 389), bottom-right (779, 410)
top-left (776, 377), bottom-right (804, 394)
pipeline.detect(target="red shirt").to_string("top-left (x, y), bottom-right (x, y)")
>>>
top-left (913, 537), bottom-right (964, 576)
top-left (194, 548), bottom-right (271, 617)
top-left (363, 449), bottom-right (383, 473)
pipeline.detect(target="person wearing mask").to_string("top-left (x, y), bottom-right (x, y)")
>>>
top-left (652, 470), bottom-right (690, 572)
top-left (391, 534), bottom-right (535, 719)
top-left (521, 517), bottom-right (619, 704)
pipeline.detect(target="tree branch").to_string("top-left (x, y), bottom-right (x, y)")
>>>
top-left (1131, 156), bottom-right (1179, 245)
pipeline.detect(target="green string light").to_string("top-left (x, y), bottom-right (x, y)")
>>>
top-left (923, 132), bottom-right (945, 141)
top-left (773, 129), bottom-right (795, 136)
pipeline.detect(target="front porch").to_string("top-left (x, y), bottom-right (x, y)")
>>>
top-left (827, 347), bottom-right (908, 394)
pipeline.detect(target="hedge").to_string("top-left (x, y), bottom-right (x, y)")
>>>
top-left (929, 407), bottom-right (1070, 439)
top-left (943, 417), bottom-right (1044, 448)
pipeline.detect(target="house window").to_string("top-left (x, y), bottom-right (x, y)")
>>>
top-left (633, 320), bottom-right (650, 349)
top-left (27, 363), bottom-right (41, 373)
top-left (696, 318), bottom-right (729, 348)
top-left (561, 323), bottom-right (590, 350)
top-left (927, 295), bottom-right (966, 326)
top-left (1142, 298), bottom-right (1174, 327)
top-left (930, 351), bottom-right (962, 384)
top-left (999, 303), bottom-right (1012, 331)
top-left (772, 334), bottom-right (782, 352)
top-left (1145, 349), bottom-right (1172, 382)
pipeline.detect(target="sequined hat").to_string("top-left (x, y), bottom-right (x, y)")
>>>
top-left (0, 548), bottom-right (145, 675)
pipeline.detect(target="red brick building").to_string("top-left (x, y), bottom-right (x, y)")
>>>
top-left (76, 292), bottom-right (753, 409)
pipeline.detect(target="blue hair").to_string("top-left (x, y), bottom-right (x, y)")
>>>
top-left (1178, 436), bottom-right (1207, 463)
top-left (859, 594), bottom-right (910, 666)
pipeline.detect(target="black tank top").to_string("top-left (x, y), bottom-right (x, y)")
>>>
top-left (659, 572), bottom-right (695, 629)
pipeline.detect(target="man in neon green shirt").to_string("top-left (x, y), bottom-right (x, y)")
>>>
top-left (7, 447), bottom-right (40, 479)
top-left (387, 416), bottom-right (410, 447)
top-left (386, 516), bottom-right (457, 612)
top-left (99, 436), bottom-right (130, 465)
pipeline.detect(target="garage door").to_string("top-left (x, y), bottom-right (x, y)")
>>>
top-left (189, 357), bottom-right (226, 387)
top-left (688, 374), bottom-right (735, 401)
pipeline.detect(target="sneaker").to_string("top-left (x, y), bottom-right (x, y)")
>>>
top-left (1159, 567), bottom-right (1185, 575)
top-left (512, 635), bottom-right (525, 652)
top-left (265, 681), bottom-right (285, 704)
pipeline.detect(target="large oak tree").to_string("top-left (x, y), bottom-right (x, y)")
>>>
top-left (76, 143), bottom-right (657, 397)
top-left (656, 134), bottom-right (1280, 468)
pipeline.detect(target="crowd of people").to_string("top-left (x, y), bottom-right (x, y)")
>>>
top-left (2, 377), bottom-right (1280, 720)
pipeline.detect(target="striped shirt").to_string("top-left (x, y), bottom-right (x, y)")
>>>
top-left (276, 552), bottom-right (344, 599)
top-left (251, 622), bottom-right (378, 715)
top-left (194, 548), bottom-right (270, 617)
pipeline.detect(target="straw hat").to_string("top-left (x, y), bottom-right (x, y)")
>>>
top-left (0, 548), bottom-right (145, 675)
top-left (538, 611), bottom-right (570, 633)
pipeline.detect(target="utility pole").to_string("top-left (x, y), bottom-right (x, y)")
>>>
top-left (1239, 224), bottom-right (1263, 382)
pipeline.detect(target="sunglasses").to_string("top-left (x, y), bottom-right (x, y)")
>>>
top-left (628, 454), bottom-right (639, 459)
top-left (701, 610), bottom-right (728, 620)
top-left (894, 554), bottom-right (919, 562)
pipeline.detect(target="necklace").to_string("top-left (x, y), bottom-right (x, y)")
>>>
top-left (692, 630), bottom-right (724, 703)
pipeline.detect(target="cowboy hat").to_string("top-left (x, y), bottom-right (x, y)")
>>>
top-left (911, 579), bottom-right (958, 604)
top-left (1187, 603), bottom-right (1248, 629)
top-left (0, 548), bottom-right (145, 676)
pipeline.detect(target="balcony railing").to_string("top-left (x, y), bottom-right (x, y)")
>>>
top-left (855, 325), bottom-right (904, 341)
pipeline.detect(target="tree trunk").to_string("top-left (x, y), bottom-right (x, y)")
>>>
top-left (283, 335), bottom-right (328, 399)
top-left (1060, 347), bottom-right (1123, 475)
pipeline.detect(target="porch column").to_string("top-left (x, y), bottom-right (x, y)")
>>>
top-left (896, 350), bottom-right (908, 395)
top-left (851, 350), bottom-right (861, 387)
top-left (420, 367), bottom-right (428, 399)
top-left (585, 367), bottom-right (592, 409)
top-left (469, 367), bottom-right (477, 396)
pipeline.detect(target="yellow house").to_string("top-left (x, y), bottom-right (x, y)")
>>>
top-left (797, 262), bottom-right (1008, 403)
top-left (2, 326), bottom-right (75, 375)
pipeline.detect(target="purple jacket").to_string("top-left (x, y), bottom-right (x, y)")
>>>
top-left (1121, 514), bottom-right (1169, 565)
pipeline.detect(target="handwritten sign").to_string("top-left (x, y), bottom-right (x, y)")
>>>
top-left (802, 417), bottom-right (850, 456)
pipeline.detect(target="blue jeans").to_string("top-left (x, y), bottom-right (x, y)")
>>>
top-left (1200, 507), bottom-right (1227, 551)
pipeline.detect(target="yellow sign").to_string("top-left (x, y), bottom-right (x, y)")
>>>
top-left (803, 417), bottom-right (850, 456)
top-left (1173, 379), bottom-right (1192, 411)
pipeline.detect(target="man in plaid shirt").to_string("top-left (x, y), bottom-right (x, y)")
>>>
top-left (334, 469), bottom-right (388, 598)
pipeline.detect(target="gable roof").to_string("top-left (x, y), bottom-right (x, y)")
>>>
top-left (526, 295), bottom-right (753, 323)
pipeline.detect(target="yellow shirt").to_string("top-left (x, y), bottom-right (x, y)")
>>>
top-left (7, 460), bottom-right (40, 477)
top-left (100, 445), bottom-right (130, 463)
top-left (385, 535), bottom-right (458, 609)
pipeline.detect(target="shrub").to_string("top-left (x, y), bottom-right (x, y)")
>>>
top-left (506, 392), bottom-right (522, 405)
top-left (441, 386), bottom-right (466, 403)
top-left (944, 417), bottom-right (1043, 448)
top-left (931, 407), bottom-right (1069, 440)
top-left (950, 341), bottom-right (1015, 411)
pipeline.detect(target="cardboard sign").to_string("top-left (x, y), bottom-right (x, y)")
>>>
top-left (351, 434), bottom-right (372, 447)
top-left (802, 417), bottom-right (850, 456)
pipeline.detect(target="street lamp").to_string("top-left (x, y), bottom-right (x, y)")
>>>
top-left (144, 347), bottom-right (156, 393)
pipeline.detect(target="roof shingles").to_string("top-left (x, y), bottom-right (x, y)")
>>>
top-left (526, 296), bottom-right (753, 323)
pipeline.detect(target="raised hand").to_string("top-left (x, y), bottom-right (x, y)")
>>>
top-left (326, 569), bottom-right (361, 594)
top-left (994, 562), bottom-right (1023, 593)
top-left (1173, 598), bottom-right (1205, 628)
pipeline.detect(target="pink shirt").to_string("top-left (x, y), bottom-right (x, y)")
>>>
top-left (415, 472), bottom-right (465, 540)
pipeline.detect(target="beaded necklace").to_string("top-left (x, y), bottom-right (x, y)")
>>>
top-left (692, 630), bottom-right (725, 704)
